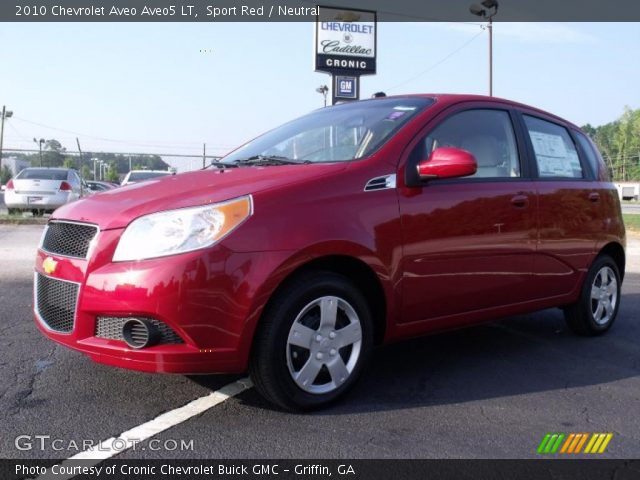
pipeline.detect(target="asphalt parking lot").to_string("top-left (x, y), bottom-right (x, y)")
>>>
top-left (1, 224), bottom-right (639, 460)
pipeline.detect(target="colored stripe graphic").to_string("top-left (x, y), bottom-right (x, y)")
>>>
top-left (538, 433), bottom-right (613, 454)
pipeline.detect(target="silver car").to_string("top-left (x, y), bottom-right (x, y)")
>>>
top-left (4, 167), bottom-right (86, 215)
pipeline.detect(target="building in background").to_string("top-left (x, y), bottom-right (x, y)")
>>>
top-left (4, 157), bottom-right (29, 176)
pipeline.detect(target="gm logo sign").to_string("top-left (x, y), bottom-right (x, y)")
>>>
top-left (335, 75), bottom-right (358, 100)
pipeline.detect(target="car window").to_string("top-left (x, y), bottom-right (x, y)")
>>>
top-left (222, 97), bottom-right (434, 164)
top-left (16, 169), bottom-right (68, 181)
top-left (411, 109), bottom-right (520, 178)
top-left (524, 115), bottom-right (583, 179)
top-left (574, 131), bottom-right (600, 179)
top-left (68, 171), bottom-right (80, 186)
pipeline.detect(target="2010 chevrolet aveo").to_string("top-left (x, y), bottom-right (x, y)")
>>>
top-left (34, 95), bottom-right (625, 411)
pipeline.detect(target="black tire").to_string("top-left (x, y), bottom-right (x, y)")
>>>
top-left (7, 208), bottom-right (19, 216)
top-left (564, 254), bottom-right (621, 336)
top-left (249, 271), bottom-right (373, 411)
top-left (31, 209), bottom-right (44, 217)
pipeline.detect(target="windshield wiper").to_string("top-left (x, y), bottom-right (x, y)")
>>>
top-left (232, 155), bottom-right (311, 166)
top-left (202, 161), bottom-right (239, 170)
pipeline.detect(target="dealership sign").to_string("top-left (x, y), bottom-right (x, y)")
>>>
top-left (334, 75), bottom-right (358, 99)
top-left (315, 6), bottom-right (376, 75)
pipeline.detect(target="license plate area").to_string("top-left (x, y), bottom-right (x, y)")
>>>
top-left (28, 196), bottom-right (44, 204)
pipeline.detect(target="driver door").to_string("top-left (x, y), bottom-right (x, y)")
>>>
top-left (398, 106), bottom-right (538, 325)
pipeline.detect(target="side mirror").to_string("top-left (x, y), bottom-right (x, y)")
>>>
top-left (417, 147), bottom-right (477, 180)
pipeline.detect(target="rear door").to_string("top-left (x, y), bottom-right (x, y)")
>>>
top-left (398, 104), bottom-right (538, 325)
top-left (518, 113), bottom-right (602, 298)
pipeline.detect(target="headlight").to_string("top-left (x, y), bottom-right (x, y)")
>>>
top-left (112, 195), bottom-right (252, 261)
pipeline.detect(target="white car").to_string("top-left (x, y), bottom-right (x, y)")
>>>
top-left (121, 170), bottom-right (172, 186)
top-left (4, 167), bottom-right (86, 215)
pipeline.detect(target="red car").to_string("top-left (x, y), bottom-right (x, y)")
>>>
top-left (34, 95), bottom-right (625, 410)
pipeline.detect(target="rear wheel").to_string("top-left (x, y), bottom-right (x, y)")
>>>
top-left (564, 255), bottom-right (621, 336)
top-left (7, 208), bottom-right (19, 216)
top-left (249, 271), bottom-right (373, 411)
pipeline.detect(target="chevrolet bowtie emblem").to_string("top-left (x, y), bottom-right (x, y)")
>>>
top-left (43, 257), bottom-right (58, 275)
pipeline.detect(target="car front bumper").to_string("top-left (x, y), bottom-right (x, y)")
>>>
top-left (33, 227), bottom-right (293, 374)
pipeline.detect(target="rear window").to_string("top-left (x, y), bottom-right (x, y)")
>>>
top-left (127, 171), bottom-right (170, 182)
top-left (16, 169), bottom-right (68, 181)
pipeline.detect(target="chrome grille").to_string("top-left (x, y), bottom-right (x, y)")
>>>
top-left (96, 317), bottom-right (184, 344)
top-left (35, 273), bottom-right (78, 333)
top-left (42, 221), bottom-right (98, 259)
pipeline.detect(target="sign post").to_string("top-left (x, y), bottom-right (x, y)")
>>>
top-left (315, 6), bottom-right (377, 104)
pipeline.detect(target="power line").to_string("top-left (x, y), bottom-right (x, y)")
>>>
top-left (10, 116), bottom-right (237, 150)
top-left (385, 28), bottom-right (485, 93)
top-left (2, 147), bottom-right (222, 160)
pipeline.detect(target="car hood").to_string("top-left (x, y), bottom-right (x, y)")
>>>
top-left (52, 163), bottom-right (347, 230)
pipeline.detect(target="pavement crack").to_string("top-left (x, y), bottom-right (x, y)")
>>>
top-left (9, 344), bottom-right (57, 414)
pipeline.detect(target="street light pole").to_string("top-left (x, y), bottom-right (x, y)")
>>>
top-left (0, 106), bottom-right (14, 172)
top-left (488, 15), bottom-right (493, 97)
top-left (469, 0), bottom-right (499, 96)
top-left (315, 85), bottom-right (329, 107)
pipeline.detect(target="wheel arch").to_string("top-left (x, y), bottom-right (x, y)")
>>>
top-left (252, 253), bottom-right (390, 351)
top-left (598, 242), bottom-right (625, 281)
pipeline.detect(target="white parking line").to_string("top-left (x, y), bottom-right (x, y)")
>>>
top-left (37, 378), bottom-right (252, 480)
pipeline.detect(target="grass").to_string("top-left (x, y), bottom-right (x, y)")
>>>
top-left (623, 214), bottom-right (640, 233)
top-left (0, 214), bottom-right (47, 225)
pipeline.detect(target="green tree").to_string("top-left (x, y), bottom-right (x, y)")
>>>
top-left (63, 156), bottom-right (77, 169)
top-left (81, 165), bottom-right (92, 180)
top-left (105, 162), bottom-right (119, 183)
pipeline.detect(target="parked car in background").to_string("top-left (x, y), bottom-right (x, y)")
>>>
top-left (86, 180), bottom-right (116, 192)
top-left (5, 167), bottom-right (86, 215)
top-left (121, 170), bottom-right (172, 186)
top-left (34, 95), bottom-right (625, 411)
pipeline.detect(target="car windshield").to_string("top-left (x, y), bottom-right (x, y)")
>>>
top-left (127, 171), bottom-right (170, 181)
top-left (16, 169), bottom-right (68, 180)
top-left (222, 97), bottom-right (434, 164)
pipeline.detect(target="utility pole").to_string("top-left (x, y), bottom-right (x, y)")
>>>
top-left (33, 138), bottom-right (45, 166)
top-left (202, 143), bottom-right (206, 169)
top-left (0, 106), bottom-right (14, 172)
top-left (128, 155), bottom-right (132, 172)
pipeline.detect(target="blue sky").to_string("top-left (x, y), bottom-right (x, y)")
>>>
top-left (1, 22), bottom-right (638, 170)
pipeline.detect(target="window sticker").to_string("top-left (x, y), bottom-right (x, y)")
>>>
top-left (530, 131), bottom-right (567, 158)
top-left (386, 111), bottom-right (407, 121)
top-left (530, 131), bottom-right (577, 177)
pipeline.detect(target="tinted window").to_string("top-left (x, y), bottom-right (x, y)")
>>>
top-left (524, 116), bottom-right (583, 179)
top-left (574, 131), bottom-right (600, 179)
top-left (222, 97), bottom-right (434, 164)
top-left (16, 169), bottom-right (69, 181)
top-left (128, 171), bottom-right (170, 182)
top-left (412, 109), bottom-right (520, 178)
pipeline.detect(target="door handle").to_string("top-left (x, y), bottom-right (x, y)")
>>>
top-left (589, 192), bottom-right (600, 203)
top-left (510, 194), bottom-right (529, 208)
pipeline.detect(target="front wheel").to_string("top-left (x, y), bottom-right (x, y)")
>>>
top-left (564, 255), bottom-right (621, 336)
top-left (249, 271), bottom-right (373, 411)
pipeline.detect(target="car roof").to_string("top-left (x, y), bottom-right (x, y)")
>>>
top-left (368, 93), bottom-right (580, 131)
